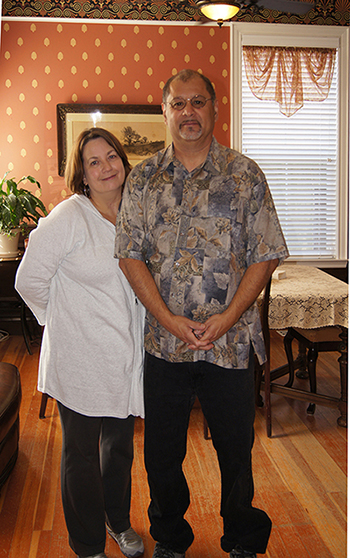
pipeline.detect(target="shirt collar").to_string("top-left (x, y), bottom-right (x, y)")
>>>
top-left (159, 137), bottom-right (221, 176)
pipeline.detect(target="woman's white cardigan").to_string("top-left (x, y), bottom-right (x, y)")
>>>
top-left (15, 194), bottom-right (145, 418)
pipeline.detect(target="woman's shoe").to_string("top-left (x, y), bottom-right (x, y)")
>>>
top-left (106, 525), bottom-right (144, 558)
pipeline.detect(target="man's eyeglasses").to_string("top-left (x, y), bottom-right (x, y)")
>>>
top-left (167, 95), bottom-right (213, 111)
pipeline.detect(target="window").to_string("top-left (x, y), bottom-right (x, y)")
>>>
top-left (242, 48), bottom-right (338, 258)
top-left (231, 24), bottom-right (349, 267)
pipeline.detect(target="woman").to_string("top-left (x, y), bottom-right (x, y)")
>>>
top-left (15, 128), bottom-right (145, 558)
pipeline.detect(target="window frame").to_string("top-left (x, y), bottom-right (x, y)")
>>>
top-left (230, 23), bottom-right (349, 268)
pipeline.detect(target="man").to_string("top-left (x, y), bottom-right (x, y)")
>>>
top-left (115, 69), bottom-right (289, 558)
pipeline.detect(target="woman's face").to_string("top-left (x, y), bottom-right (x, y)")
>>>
top-left (82, 137), bottom-right (125, 199)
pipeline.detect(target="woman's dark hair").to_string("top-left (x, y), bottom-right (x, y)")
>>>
top-left (65, 127), bottom-right (132, 195)
top-left (162, 69), bottom-right (216, 105)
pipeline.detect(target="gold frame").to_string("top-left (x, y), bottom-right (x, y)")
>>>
top-left (56, 103), bottom-right (171, 176)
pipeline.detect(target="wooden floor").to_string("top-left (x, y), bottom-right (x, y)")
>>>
top-left (0, 331), bottom-right (347, 558)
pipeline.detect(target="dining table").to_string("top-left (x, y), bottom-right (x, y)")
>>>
top-left (262, 263), bottom-right (348, 427)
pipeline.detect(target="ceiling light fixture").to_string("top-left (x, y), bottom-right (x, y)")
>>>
top-left (196, 0), bottom-right (241, 25)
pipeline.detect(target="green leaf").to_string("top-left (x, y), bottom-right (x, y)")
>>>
top-left (0, 173), bottom-right (48, 234)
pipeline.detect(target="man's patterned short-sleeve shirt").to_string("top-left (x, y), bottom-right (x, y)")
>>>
top-left (116, 138), bottom-right (288, 369)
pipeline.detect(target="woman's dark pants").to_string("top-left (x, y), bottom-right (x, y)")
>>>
top-left (57, 402), bottom-right (135, 557)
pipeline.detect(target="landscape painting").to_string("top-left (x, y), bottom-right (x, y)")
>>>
top-left (57, 103), bottom-right (172, 176)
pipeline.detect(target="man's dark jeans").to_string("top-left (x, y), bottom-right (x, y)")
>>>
top-left (144, 350), bottom-right (272, 555)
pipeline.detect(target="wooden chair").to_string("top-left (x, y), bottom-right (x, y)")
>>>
top-left (203, 277), bottom-right (272, 440)
top-left (283, 325), bottom-right (348, 423)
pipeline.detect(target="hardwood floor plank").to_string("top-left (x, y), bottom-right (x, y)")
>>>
top-left (9, 417), bottom-right (51, 556)
top-left (293, 524), bottom-right (334, 558)
top-left (34, 413), bottom-right (62, 532)
top-left (328, 491), bottom-right (347, 520)
top-left (276, 523), bottom-right (323, 558)
top-left (33, 530), bottom-right (53, 558)
top-left (252, 450), bottom-right (306, 530)
top-left (28, 531), bottom-right (41, 558)
top-left (48, 475), bottom-right (75, 558)
top-left (127, 418), bottom-right (153, 558)
top-left (264, 529), bottom-right (291, 558)
top-left (279, 421), bottom-right (344, 493)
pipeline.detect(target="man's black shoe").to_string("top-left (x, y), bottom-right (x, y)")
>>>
top-left (229, 545), bottom-right (257, 558)
top-left (152, 542), bottom-right (185, 558)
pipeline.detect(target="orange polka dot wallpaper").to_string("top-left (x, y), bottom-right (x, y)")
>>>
top-left (0, 21), bottom-right (230, 211)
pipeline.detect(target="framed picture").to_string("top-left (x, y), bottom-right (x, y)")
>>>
top-left (56, 103), bottom-right (172, 176)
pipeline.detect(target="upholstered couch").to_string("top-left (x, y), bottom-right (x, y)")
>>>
top-left (0, 362), bottom-right (21, 491)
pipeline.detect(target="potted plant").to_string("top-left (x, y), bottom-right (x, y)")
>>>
top-left (0, 172), bottom-right (48, 257)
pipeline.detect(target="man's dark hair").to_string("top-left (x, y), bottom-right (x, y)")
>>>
top-left (162, 69), bottom-right (216, 104)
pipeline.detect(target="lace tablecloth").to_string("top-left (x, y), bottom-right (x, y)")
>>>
top-left (267, 264), bottom-right (348, 330)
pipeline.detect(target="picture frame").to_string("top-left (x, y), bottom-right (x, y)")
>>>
top-left (56, 103), bottom-right (172, 176)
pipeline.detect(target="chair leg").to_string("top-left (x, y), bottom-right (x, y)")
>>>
top-left (39, 393), bottom-right (51, 419)
top-left (337, 327), bottom-right (348, 427)
top-left (203, 416), bottom-right (211, 440)
top-left (20, 301), bottom-right (32, 355)
top-left (306, 346), bottom-right (318, 414)
top-left (283, 328), bottom-right (295, 388)
top-left (254, 360), bottom-right (264, 408)
top-left (296, 341), bottom-right (309, 379)
top-left (264, 360), bottom-right (272, 437)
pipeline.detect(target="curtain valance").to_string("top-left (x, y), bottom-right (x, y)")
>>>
top-left (243, 46), bottom-right (336, 117)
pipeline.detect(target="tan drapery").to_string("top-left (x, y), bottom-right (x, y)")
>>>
top-left (243, 46), bottom-right (336, 117)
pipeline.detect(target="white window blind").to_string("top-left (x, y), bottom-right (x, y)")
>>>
top-left (241, 50), bottom-right (339, 259)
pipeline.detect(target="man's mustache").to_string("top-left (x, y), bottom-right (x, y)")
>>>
top-left (180, 119), bottom-right (201, 128)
